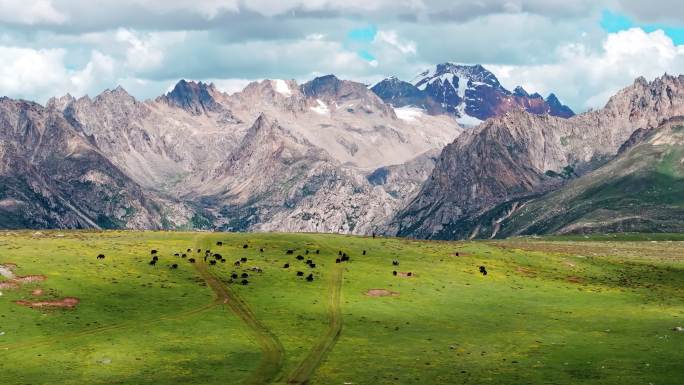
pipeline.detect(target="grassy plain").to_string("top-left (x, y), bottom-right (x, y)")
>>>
top-left (0, 231), bottom-right (682, 384)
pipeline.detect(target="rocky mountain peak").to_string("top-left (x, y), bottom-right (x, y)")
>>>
top-left (300, 74), bottom-right (343, 98)
top-left (159, 79), bottom-right (221, 115)
top-left (513, 86), bottom-right (529, 97)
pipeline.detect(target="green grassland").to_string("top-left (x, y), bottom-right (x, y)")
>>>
top-left (0, 231), bottom-right (683, 384)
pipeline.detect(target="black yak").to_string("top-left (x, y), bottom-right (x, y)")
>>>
top-left (260, 248), bottom-right (264, 252)
top-left (306, 274), bottom-right (314, 282)
top-left (240, 257), bottom-right (247, 262)
top-left (338, 251), bottom-right (342, 256)
top-left (187, 248), bottom-right (192, 252)
top-left (335, 258), bottom-right (341, 263)
top-left (152, 256), bottom-right (159, 261)
top-left (241, 272), bottom-right (249, 278)
top-left (149, 260), bottom-right (157, 266)
top-left (283, 263), bottom-right (290, 268)
top-left (306, 259), bottom-right (313, 265)
top-left (210, 260), bottom-right (217, 265)
top-left (216, 241), bottom-right (223, 246)
top-left (174, 253), bottom-right (180, 257)
top-left (296, 255), bottom-right (304, 260)
top-left (296, 271), bottom-right (304, 276)
top-left (392, 260), bottom-right (399, 266)
top-left (97, 254), bottom-right (105, 259)
top-left (151, 250), bottom-right (158, 255)
top-left (243, 244), bottom-right (248, 249)
top-left (316, 250), bottom-right (320, 254)
top-left (214, 254), bottom-right (223, 260)
top-left (234, 261), bottom-right (241, 266)
top-left (363, 250), bottom-right (366, 255)
top-left (171, 263), bottom-right (178, 269)
top-left (197, 249), bottom-right (201, 253)
top-left (392, 270), bottom-right (397, 276)
top-left (309, 263), bottom-right (316, 268)
top-left (189, 258), bottom-right (196, 263)
top-left (231, 273), bottom-right (238, 279)
top-left (286, 250), bottom-right (294, 255)
top-left (182, 254), bottom-right (187, 258)
top-left (241, 279), bottom-right (249, 285)
top-left (305, 250), bottom-right (309, 255)
top-left (221, 259), bottom-right (226, 263)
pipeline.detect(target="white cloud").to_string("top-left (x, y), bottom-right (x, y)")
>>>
top-left (374, 30), bottom-right (417, 55)
top-left (0, 0), bottom-right (67, 25)
top-left (488, 28), bottom-right (684, 111)
top-left (0, 46), bottom-right (117, 103)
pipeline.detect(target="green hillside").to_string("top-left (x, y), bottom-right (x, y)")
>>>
top-left (0, 231), bottom-right (682, 384)
top-left (497, 119), bottom-right (684, 237)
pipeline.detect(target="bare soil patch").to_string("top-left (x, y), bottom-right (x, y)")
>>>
top-left (0, 281), bottom-right (19, 289)
top-left (15, 275), bottom-right (46, 283)
top-left (516, 266), bottom-right (537, 277)
top-left (365, 289), bottom-right (399, 297)
top-left (566, 276), bottom-right (583, 284)
top-left (31, 288), bottom-right (44, 296)
top-left (15, 297), bottom-right (79, 309)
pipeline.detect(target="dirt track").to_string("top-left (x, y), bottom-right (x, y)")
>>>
top-left (193, 235), bottom-right (286, 385)
top-left (286, 263), bottom-right (344, 384)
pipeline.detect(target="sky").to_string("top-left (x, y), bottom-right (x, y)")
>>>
top-left (0, 0), bottom-right (683, 112)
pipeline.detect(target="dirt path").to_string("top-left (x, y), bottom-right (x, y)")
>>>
top-left (286, 263), bottom-right (344, 384)
top-left (193, 235), bottom-right (285, 385)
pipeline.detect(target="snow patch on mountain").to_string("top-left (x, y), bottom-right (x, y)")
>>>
top-left (272, 79), bottom-right (292, 97)
top-left (394, 106), bottom-right (425, 122)
top-left (310, 99), bottom-right (330, 115)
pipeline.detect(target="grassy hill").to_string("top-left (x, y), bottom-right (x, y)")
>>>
top-left (495, 118), bottom-right (684, 237)
top-left (0, 231), bottom-right (682, 384)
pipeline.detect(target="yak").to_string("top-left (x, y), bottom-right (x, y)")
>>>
top-left (283, 263), bottom-right (290, 268)
top-left (97, 254), bottom-right (105, 259)
top-left (171, 263), bottom-right (178, 269)
top-left (296, 271), bottom-right (304, 276)
top-left (189, 258), bottom-right (196, 263)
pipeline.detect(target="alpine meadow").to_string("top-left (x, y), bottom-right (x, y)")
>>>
top-left (1, 1), bottom-right (684, 384)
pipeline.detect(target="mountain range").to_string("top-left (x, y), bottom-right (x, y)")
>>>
top-left (0, 63), bottom-right (681, 239)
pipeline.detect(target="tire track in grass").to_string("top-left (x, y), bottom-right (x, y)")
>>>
top-left (286, 263), bottom-right (344, 384)
top-left (194, 235), bottom-right (286, 385)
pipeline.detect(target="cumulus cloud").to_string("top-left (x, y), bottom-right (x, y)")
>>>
top-left (489, 28), bottom-right (684, 110)
top-left (0, 0), bottom-right (67, 25)
top-left (0, 46), bottom-right (116, 102)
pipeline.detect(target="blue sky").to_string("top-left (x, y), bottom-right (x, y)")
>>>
top-left (0, 0), bottom-right (683, 112)
top-left (601, 9), bottom-right (684, 44)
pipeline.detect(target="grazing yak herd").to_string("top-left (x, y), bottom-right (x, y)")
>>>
top-left (96, 240), bottom-right (489, 287)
